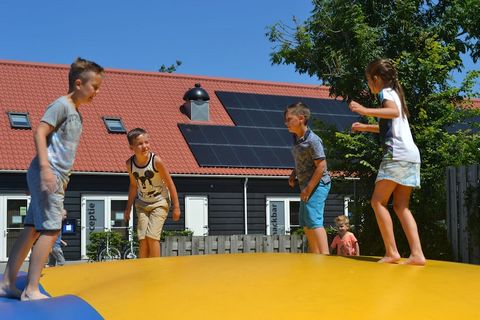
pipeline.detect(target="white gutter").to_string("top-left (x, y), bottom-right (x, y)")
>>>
top-left (0, 170), bottom-right (290, 179)
top-left (244, 177), bottom-right (248, 234)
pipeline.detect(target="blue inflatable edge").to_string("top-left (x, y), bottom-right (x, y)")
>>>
top-left (0, 272), bottom-right (103, 319)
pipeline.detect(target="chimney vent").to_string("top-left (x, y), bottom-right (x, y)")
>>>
top-left (183, 83), bottom-right (210, 121)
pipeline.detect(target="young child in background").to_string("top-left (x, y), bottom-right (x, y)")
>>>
top-left (330, 215), bottom-right (359, 256)
top-left (0, 58), bottom-right (104, 300)
top-left (124, 128), bottom-right (181, 258)
top-left (349, 58), bottom-right (425, 265)
top-left (284, 102), bottom-right (331, 254)
top-left (47, 210), bottom-right (68, 267)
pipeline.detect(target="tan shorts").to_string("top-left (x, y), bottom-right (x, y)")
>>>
top-left (136, 199), bottom-right (169, 241)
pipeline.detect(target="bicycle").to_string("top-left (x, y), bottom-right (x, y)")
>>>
top-left (122, 226), bottom-right (139, 259)
top-left (97, 229), bottom-right (122, 262)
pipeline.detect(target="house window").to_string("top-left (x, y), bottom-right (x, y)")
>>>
top-left (102, 117), bottom-right (126, 133)
top-left (7, 112), bottom-right (31, 129)
top-left (266, 197), bottom-right (300, 235)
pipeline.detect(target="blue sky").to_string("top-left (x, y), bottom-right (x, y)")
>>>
top-left (0, 0), bottom-right (477, 90)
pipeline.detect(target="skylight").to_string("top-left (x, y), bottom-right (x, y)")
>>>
top-left (102, 117), bottom-right (126, 133)
top-left (7, 112), bottom-right (31, 129)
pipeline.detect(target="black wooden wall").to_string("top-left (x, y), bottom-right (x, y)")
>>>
top-left (1, 173), bottom-right (353, 260)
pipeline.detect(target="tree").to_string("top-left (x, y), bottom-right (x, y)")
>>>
top-left (268, 0), bottom-right (480, 259)
top-left (159, 60), bottom-right (182, 73)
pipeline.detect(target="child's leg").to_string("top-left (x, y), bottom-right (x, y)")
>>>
top-left (371, 180), bottom-right (401, 263)
top-left (0, 226), bottom-right (39, 298)
top-left (392, 185), bottom-right (426, 266)
top-left (21, 230), bottom-right (59, 301)
top-left (304, 227), bottom-right (319, 253)
top-left (146, 237), bottom-right (160, 258)
top-left (51, 246), bottom-right (66, 266)
top-left (139, 239), bottom-right (149, 258)
top-left (304, 227), bottom-right (329, 254)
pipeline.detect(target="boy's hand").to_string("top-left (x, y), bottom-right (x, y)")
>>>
top-left (172, 207), bottom-right (181, 221)
top-left (288, 175), bottom-right (296, 188)
top-left (300, 187), bottom-right (312, 202)
top-left (40, 167), bottom-right (57, 193)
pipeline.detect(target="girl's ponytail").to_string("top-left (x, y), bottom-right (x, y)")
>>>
top-left (367, 58), bottom-right (410, 118)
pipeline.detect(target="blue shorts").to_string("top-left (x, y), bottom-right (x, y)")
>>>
top-left (299, 181), bottom-right (331, 229)
top-left (24, 159), bottom-right (66, 231)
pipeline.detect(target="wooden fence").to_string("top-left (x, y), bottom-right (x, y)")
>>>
top-left (446, 164), bottom-right (480, 264)
top-left (160, 234), bottom-right (307, 257)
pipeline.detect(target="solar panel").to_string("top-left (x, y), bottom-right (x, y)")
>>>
top-left (179, 91), bottom-right (357, 169)
top-left (216, 91), bottom-right (359, 132)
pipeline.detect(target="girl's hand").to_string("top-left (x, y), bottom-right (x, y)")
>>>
top-left (351, 122), bottom-right (366, 132)
top-left (349, 101), bottom-right (368, 116)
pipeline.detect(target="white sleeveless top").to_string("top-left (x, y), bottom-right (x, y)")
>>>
top-left (131, 152), bottom-right (169, 205)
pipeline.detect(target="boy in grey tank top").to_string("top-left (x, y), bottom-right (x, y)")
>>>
top-left (0, 58), bottom-right (104, 301)
top-left (124, 128), bottom-right (181, 258)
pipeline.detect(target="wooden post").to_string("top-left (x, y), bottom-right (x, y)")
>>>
top-left (217, 235), bottom-right (226, 254)
top-left (230, 235), bottom-right (238, 253)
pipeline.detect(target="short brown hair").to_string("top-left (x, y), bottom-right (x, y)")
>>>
top-left (127, 127), bottom-right (147, 145)
top-left (68, 57), bottom-right (104, 92)
top-left (284, 102), bottom-right (311, 125)
top-left (335, 215), bottom-right (350, 226)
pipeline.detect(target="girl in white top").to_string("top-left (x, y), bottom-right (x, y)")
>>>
top-left (349, 58), bottom-right (425, 266)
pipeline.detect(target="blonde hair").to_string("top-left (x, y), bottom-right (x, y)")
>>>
top-left (68, 57), bottom-right (104, 92)
top-left (284, 102), bottom-right (311, 125)
top-left (366, 58), bottom-right (409, 118)
top-left (335, 215), bottom-right (350, 227)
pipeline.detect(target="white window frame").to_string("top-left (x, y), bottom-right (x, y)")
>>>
top-left (265, 196), bottom-right (300, 235)
top-left (80, 195), bottom-right (131, 259)
top-left (0, 194), bottom-right (31, 261)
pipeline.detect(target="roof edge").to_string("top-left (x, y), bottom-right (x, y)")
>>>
top-left (0, 59), bottom-right (329, 91)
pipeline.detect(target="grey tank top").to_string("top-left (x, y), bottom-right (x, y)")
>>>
top-left (131, 153), bottom-right (169, 205)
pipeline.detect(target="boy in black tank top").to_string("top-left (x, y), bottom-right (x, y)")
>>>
top-left (123, 128), bottom-right (181, 258)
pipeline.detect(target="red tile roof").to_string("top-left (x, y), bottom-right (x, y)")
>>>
top-left (0, 60), bottom-right (334, 176)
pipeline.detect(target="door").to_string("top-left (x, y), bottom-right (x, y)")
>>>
top-left (81, 195), bottom-right (132, 259)
top-left (185, 195), bottom-right (208, 236)
top-left (1, 195), bottom-right (30, 261)
top-left (266, 197), bottom-right (300, 235)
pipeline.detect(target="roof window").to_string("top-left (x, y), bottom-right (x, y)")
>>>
top-left (7, 112), bottom-right (31, 129)
top-left (102, 117), bottom-right (126, 133)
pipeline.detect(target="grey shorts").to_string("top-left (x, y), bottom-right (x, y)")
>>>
top-left (24, 161), bottom-right (66, 231)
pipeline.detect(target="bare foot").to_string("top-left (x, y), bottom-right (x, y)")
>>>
top-left (0, 282), bottom-right (22, 299)
top-left (378, 254), bottom-right (401, 264)
top-left (400, 255), bottom-right (426, 266)
top-left (21, 290), bottom-right (50, 301)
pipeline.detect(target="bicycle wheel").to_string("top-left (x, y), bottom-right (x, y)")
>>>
top-left (123, 245), bottom-right (139, 259)
top-left (98, 247), bottom-right (122, 261)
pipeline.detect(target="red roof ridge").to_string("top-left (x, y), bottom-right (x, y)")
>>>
top-left (0, 59), bottom-right (330, 93)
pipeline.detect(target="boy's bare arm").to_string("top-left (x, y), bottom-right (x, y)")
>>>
top-left (301, 159), bottom-right (326, 202)
top-left (288, 169), bottom-right (296, 188)
top-left (34, 122), bottom-right (55, 192)
top-left (155, 157), bottom-right (180, 221)
top-left (124, 159), bottom-right (138, 222)
top-left (355, 242), bottom-right (360, 256)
